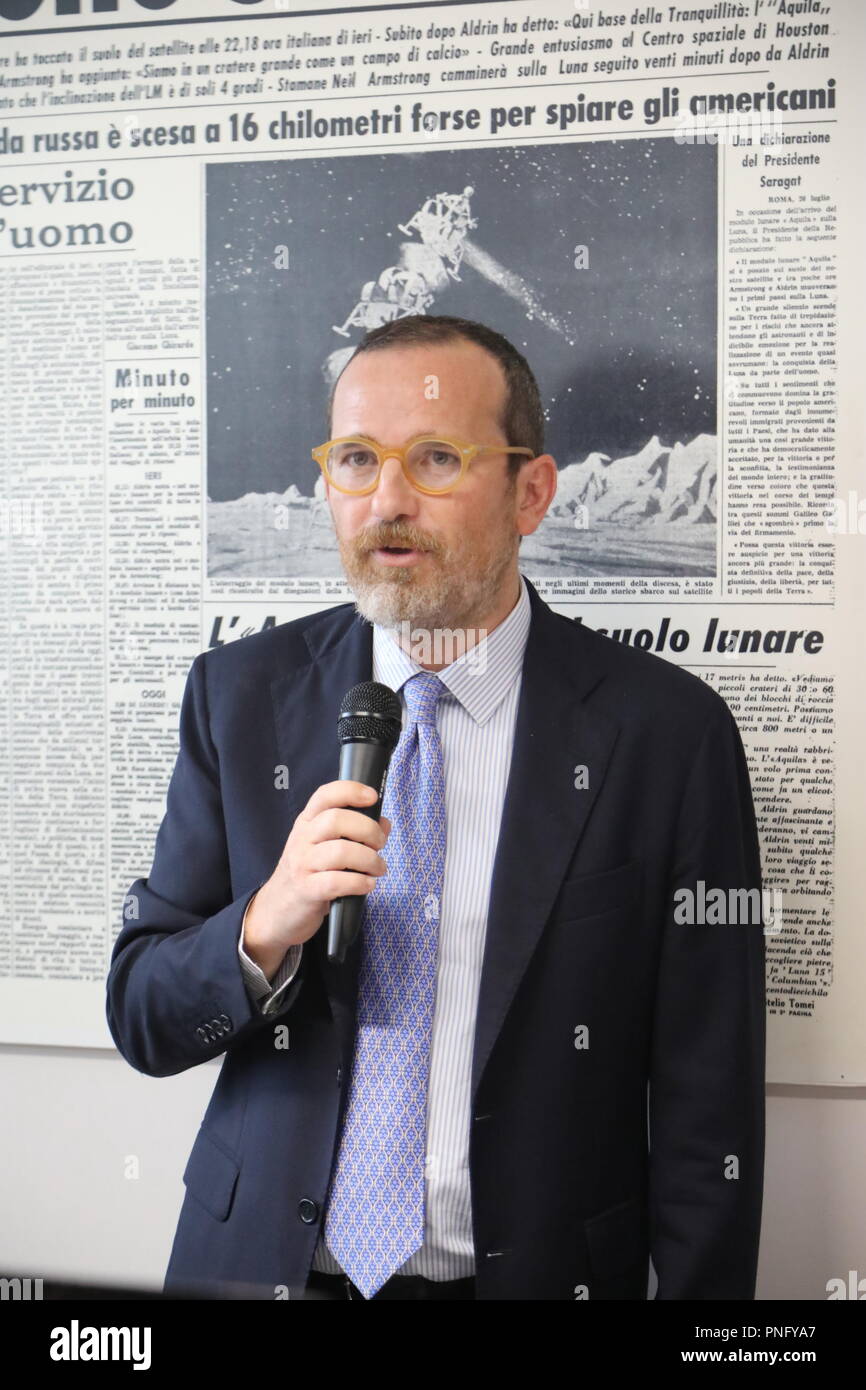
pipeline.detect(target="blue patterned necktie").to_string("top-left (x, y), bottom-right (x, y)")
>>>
top-left (323, 671), bottom-right (448, 1298)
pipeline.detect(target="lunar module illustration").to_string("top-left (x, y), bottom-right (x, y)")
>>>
top-left (397, 187), bottom-right (476, 279)
top-left (332, 187), bottom-right (477, 338)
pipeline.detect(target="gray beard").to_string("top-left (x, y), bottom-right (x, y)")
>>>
top-left (346, 544), bottom-right (516, 638)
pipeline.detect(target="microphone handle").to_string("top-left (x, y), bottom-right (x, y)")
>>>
top-left (326, 740), bottom-right (391, 964)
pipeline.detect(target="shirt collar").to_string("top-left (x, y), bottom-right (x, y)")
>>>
top-left (371, 572), bottom-right (531, 726)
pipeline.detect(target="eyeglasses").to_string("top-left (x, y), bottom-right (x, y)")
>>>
top-left (311, 435), bottom-right (535, 496)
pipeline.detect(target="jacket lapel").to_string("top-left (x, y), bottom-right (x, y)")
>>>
top-left (269, 578), bottom-right (620, 1095)
top-left (270, 604), bottom-right (374, 1069)
top-left (469, 579), bottom-right (620, 1102)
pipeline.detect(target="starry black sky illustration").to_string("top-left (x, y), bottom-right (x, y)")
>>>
top-left (206, 138), bottom-right (716, 502)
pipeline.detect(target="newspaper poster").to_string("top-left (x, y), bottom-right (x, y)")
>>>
top-left (0, 0), bottom-right (862, 1083)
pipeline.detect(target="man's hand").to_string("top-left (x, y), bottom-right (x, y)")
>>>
top-left (243, 781), bottom-right (391, 978)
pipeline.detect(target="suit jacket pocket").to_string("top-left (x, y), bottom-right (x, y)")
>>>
top-left (182, 1125), bottom-right (240, 1222)
top-left (554, 858), bottom-right (641, 923)
top-left (583, 1196), bottom-right (644, 1281)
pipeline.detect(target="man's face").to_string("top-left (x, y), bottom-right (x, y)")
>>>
top-left (326, 339), bottom-right (526, 633)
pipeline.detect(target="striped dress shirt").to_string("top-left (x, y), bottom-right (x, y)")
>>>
top-left (238, 572), bottom-right (531, 1279)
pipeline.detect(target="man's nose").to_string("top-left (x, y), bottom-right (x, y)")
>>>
top-left (369, 453), bottom-right (419, 520)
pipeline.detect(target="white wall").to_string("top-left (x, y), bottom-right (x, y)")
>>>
top-left (0, 1046), bottom-right (863, 1299)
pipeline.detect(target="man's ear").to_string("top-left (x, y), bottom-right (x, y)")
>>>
top-left (516, 454), bottom-right (558, 537)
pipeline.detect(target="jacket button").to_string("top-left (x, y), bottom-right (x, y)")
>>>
top-left (298, 1198), bottom-right (319, 1224)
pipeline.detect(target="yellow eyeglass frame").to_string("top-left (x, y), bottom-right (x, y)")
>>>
top-left (311, 435), bottom-right (535, 496)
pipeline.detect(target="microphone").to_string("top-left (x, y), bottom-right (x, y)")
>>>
top-left (327, 681), bottom-right (402, 963)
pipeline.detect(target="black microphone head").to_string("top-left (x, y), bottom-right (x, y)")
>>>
top-left (337, 681), bottom-right (402, 749)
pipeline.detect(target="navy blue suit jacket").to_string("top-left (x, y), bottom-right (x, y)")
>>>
top-left (106, 575), bottom-right (765, 1300)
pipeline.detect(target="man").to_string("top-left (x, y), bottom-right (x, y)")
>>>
top-left (106, 315), bottom-right (765, 1301)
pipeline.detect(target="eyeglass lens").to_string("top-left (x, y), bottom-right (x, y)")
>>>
top-left (326, 439), bottom-right (462, 492)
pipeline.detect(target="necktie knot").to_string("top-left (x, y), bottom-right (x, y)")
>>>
top-left (402, 672), bottom-right (447, 728)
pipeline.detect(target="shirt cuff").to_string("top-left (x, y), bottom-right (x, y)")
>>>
top-left (238, 892), bottom-right (303, 1015)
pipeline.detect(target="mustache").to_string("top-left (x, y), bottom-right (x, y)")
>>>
top-left (356, 524), bottom-right (443, 554)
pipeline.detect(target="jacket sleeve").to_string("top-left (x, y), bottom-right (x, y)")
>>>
top-left (649, 701), bottom-right (766, 1299)
top-left (106, 650), bottom-right (305, 1077)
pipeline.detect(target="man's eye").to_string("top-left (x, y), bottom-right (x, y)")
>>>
top-left (419, 446), bottom-right (460, 467)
